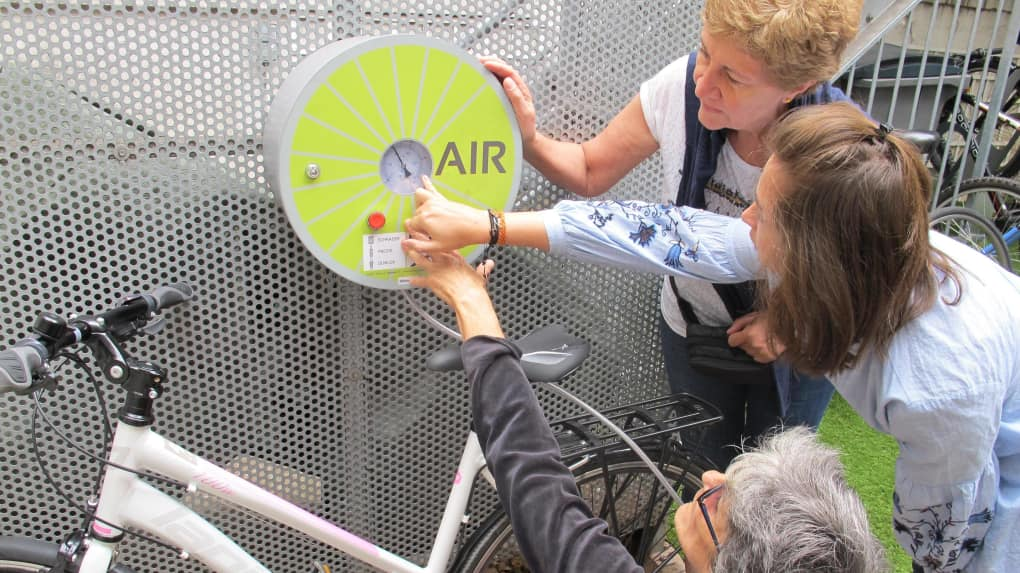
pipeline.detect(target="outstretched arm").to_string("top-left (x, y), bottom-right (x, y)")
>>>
top-left (481, 56), bottom-right (658, 197)
top-left (403, 248), bottom-right (502, 339)
top-left (405, 178), bottom-right (760, 284)
top-left (462, 337), bottom-right (644, 573)
top-left (403, 245), bottom-right (642, 573)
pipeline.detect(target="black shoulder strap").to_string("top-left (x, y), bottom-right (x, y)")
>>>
top-left (712, 282), bottom-right (757, 319)
top-left (668, 276), bottom-right (700, 325)
top-left (670, 276), bottom-right (757, 324)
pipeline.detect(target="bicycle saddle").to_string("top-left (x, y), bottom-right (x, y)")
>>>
top-left (426, 324), bottom-right (590, 382)
top-left (897, 129), bottom-right (940, 155)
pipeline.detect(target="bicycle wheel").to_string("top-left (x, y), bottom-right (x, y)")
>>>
top-left (937, 176), bottom-right (1020, 273)
top-left (451, 451), bottom-right (709, 573)
top-left (930, 206), bottom-right (1013, 272)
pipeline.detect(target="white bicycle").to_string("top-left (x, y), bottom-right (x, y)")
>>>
top-left (0, 283), bottom-right (718, 572)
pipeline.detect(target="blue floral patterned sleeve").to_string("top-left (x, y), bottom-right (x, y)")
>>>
top-left (543, 199), bottom-right (760, 282)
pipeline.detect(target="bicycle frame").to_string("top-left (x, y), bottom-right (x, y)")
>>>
top-left (80, 421), bottom-right (487, 572)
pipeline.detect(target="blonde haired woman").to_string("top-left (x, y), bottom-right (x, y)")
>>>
top-left (480, 0), bottom-right (863, 469)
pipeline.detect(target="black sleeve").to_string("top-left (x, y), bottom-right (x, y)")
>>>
top-left (462, 336), bottom-right (643, 573)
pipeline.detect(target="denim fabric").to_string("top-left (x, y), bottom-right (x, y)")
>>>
top-left (660, 316), bottom-right (782, 470)
top-left (784, 371), bottom-right (836, 429)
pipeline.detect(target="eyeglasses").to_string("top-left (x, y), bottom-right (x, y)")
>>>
top-left (697, 484), bottom-right (725, 550)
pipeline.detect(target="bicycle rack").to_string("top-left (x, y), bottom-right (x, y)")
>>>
top-left (550, 393), bottom-right (723, 466)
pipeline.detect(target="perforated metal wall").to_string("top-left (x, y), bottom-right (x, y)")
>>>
top-left (0, 2), bottom-right (703, 571)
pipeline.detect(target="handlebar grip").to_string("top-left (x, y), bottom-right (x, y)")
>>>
top-left (0, 341), bottom-right (47, 395)
top-left (149, 283), bottom-right (194, 311)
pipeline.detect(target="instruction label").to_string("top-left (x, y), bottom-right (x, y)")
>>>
top-left (364, 232), bottom-right (411, 271)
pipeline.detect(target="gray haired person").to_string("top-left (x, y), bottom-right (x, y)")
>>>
top-left (713, 428), bottom-right (885, 572)
top-left (402, 244), bottom-right (887, 573)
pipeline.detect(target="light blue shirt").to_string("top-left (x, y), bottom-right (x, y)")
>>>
top-left (543, 199), bottom-right (1020, 572)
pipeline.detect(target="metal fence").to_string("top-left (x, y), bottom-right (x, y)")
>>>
top-left (843, 0), bottom-right (1020, 194)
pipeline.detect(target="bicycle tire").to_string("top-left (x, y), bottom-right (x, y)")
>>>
top-left (451, 451), bottom-right (709, 573)
top-left (0, 535), bottom-right (136, 573)
top-left (937, 176), bottom-right (1020, 273)
top-left (930, 206), bottom-right (1013, 272)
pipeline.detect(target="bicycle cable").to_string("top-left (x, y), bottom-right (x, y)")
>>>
top-left (649, 544), bottom-right (684, 573)
top-left (31, 365), bottom-right (181, 489)
top-left (60, 350), bottom-right (114, 447)
top-left (30, 394), bottom-right (182, 555)
top-left (401, 289), bottom-right (462, 340)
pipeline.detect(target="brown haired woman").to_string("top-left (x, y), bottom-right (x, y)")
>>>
top-left (478, 0), bottom-right (864, 469)
top-left (403, 102), bottom-right (1020, 571)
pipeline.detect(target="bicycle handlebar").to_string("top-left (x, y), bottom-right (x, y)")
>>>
top-left (0, 283), bottom-right (193, 395)
top-left (0, 341), bottom-right (48, 394)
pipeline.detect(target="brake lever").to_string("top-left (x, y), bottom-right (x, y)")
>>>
top-left (33, 361), bottom-right (61, 395)
top-left (139, 317), bottom-right (167, 336)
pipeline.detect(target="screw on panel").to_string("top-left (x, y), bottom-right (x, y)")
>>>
top-left (256, 23), bottom-right (280, 67)
top-left (305, 163), bottom-right (321, 179)
top-left (148, 389), bottom-right (159, 399)
top-left (109, 364), bottom-right (124, 379)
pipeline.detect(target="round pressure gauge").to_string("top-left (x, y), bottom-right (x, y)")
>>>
top-left (379, 139), bottom-right (433, 197)
top-left (264, 35), bottom-right (522, 290)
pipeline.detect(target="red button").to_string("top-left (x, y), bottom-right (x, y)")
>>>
top-left (367, 212), bottom-right (386, 229)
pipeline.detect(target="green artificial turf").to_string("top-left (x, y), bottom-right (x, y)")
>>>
top-left (818, 393), bottom-right (913, 572)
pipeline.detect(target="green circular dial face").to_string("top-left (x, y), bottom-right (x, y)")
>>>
top-left (264, 35), bottom-right (522, 290)
top-left (379, 139), bottom-right (433, 196)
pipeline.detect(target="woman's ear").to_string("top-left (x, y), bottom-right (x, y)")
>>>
top-left (784, 81), bottom-right (818, 104)
top-left (702, 470), bottom-right (727, 488)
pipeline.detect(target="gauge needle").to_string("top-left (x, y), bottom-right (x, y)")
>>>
top-left (392, 147), bottom-right (412, 178)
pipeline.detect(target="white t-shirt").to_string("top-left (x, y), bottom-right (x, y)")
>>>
top-left (639, 55), bottom-right (762, 336)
